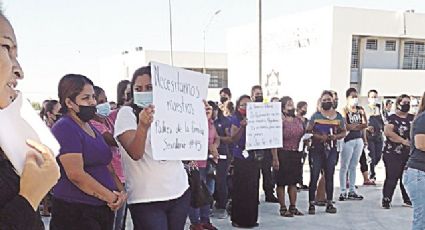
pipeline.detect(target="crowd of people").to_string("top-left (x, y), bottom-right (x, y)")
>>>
top-left (2, 9), bottom-right (425, 230)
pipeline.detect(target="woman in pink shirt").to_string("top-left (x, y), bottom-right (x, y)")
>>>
top-left (188, 101), bottom-right (220, 230)
top-left (272, 96), bottom-right (305, 217)
top-left (90, 86), bottom-right (126, 230)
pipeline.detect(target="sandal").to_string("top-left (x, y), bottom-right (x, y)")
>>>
top-left (289, 205), bottom-right (304, 216)
top-left (279, 206), bottom-right (287, 216)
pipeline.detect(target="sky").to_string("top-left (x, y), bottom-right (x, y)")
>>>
top-left (3, 0), bottom-right (425, 101)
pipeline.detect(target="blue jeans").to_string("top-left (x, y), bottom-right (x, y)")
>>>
top-left (404, 168), bottom-right (425, 230)
top-left (308, 145), bottom-right (338, 202)
top-left (113, 201), bottom-right (127, 230)
top-left (340, 138), bottom-right (364, 194)
top-left (189, 168), bottom-right (215, 224)
top-left (128, 190), bottom-right (190, 230)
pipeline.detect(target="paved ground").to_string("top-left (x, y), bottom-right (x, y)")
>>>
top-left (43, 161), bottom-right (413, 230)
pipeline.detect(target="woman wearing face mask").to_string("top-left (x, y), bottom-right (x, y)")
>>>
top-left (50, 75), bottom-right (126, 229)
top-left (90, 86), bottom-right (127, 230)
top-left (229, 95), bottom-right (260, 228)
top-left (306, 91), bottom-right (346, 215)
top-left (382, 94), bottom-right (414, 209)
top-left (114, 66), bottom-right (190, 230)
top-left (272, 96), bottom-right (305, 217)
top-left (188, 101), bottom-right (219, 230)
top-left (42, 100), bottom-right (62, 128)
top-left (0, 11), bottom-right (60, 229)
top-left (339, 88), bottom-right (367, 201)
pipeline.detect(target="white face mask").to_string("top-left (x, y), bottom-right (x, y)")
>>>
top-left (133, 91), bottom-right (153, 108)
top-left (96, 102), bottom-right (111, 117)
top-left (349, 98), bottom-right (359, 107)
top-left (368, 98), bottom-right (379, 105)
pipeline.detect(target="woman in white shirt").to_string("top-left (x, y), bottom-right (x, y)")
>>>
top-left (114, 66), bottom-right (190, 230)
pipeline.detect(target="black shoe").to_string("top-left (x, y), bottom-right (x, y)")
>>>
top-left (308, 203), bottom-right (315, 215)
top-left (403, 200), bottom-right (413, 208)
top-left (300, 185), bottom-right (309, 191)
top-left (382, 197), bottom-right (391, 209)
top-left (265, 196), bottom-right (279, 203)
top-left (339, 193), bottom-right (347, 201)
top-left (326, 204), bottom-right (337, 214)
top-left (348, 192), bottom-right (364, 200)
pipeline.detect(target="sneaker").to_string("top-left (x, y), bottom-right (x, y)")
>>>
top-left (348, 192), bottom-right (364, 200)
top-left (190, 224), bottom-right (204, 230)
top-left (339, 193), bottom-right (348, 201)
top-left (202, 223), bottom-right (218, 230)
top-left (265, 195), bottom-right (279, 203)
top-left (382, 197), bottom-right (391, 209)
top-left (326, 204), bottom-right (337, 214)
top-left (403, 200), bottom-right (413, 208)
top-left (308, 203), bottom-right (315, 215)
top-left (212, 209), bottom-right (228, 219)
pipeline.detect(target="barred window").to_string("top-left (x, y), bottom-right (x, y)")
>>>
top-left (403, 41), bottom-right (425, 70)
top-left (351, 37), bottom-right (360, 69)
top-left (186, 68), bottom-right (228, 88)
top-left (385, 40), bottom-right (397, 51)
top-left (366, 39), bottom-right (378, 50)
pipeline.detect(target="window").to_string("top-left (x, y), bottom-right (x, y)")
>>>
top-left (185, 68), bottom-right (228, 88)
top-left (366, 39), bottom-right (378, 50)
top-left (403, 41), bottom-right (425, 70)
top-left (351, 37), bottom-right (360, 69)
top-left (385, 40), bottom-right (397, 51)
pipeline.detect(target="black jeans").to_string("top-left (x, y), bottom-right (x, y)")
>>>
top-left (215, 158), bottom-right (229, 209)
top-left (360, 149), bottom-right (368, 173)
top-left (309, 145), bottom-right (338, 202)
top-left (259, 149), bottom-right (275, 197)
top-left (128, 190), bottom-right (190, 230)
top-left (50, 198), bottom-right (114, 230)
top-left (383, 152), bottom-right (410, 202)
top-left (367, 136), bottom-right (383, 179)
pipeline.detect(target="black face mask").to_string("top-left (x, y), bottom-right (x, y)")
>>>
top-left (300, 110), bottom-right (307, 116)
top-left (220, 96), bottom-right (228, 104)
top-left (76, 105), bottom-right (97, 122)
top-left (285, 109), bottom-right (295, 117)
top-left (254, 96), bottom-right (264, 103)
top-left (322, 102), bottom-right (333, 111)
top-left (399, 104), bottom-right (410, 113)
top-left (333, 101), bottom-right (338, 109)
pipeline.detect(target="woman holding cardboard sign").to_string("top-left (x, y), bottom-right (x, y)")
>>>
top-left (114, 66), bottom-right (190, 230)
top-left (229, 95), bottom-right (260, 228)
top-left (0, 11), bottom-right (60, 229)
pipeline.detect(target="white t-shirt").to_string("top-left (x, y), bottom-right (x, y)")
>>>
top-left (114, 106), bottom-right (189, 204)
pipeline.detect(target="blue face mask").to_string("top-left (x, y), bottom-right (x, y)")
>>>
top-left (133, 91), bottom-right (153, 108)
top-left (96, 102), bottom-right (111, 117)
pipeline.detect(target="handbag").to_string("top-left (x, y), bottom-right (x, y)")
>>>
top-left (187, 168), bottom-right (213, 208)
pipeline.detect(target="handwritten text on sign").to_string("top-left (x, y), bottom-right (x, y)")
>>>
top-left (246, 102), bottom-right (283, 150)
top-left (151, 62), bottom-right (210, 160)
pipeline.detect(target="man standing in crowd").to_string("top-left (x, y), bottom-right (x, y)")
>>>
top-left (251, 85), bottom-right (279, 203)
top-left (296, 101), bottom-right (309, 190)
top-left (364, 90), bottom-right (384, 182)
top-left (383, 99), bottom-right (394, 122)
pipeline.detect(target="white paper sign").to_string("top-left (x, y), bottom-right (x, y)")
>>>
top-left (246, 102), bottom-right (283, 150)
top-left (151, 62), bottom-right (210, 160)
top-left (0, 92), bottom-right (60, 175)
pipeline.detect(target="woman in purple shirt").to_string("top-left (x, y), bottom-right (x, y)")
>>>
top-left (50, 74), bottom-right (126, 230)
top-left (229, 95), bottom-right (260, 228)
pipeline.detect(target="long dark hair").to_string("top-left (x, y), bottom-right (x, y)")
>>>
top-left (116, 80), bottom-right (130, 107)
top-left (58, 74), bottom-right (93, 114)
top-left (280, 96), bottom-right (292, 112)
top-left (395, 94), bottom-right (410, 111)
top-left (235, 95), bottom-right (251, 121)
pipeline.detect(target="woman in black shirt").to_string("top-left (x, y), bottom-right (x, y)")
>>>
top-left (382, 94), bottom-right (414, 209)
top-left (0, 11), bottom-right (60, 229)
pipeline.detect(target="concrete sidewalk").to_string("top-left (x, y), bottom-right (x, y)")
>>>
top-left (43, 162), bottom-right (413, 229)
